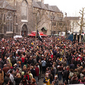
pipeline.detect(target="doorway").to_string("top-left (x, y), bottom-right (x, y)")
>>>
top-left (21, 24), bottom-right (28, 37)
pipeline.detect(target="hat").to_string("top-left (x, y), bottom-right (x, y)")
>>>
top-left (22, 71), bottom-right (24, 75)
top-left (14, 63), bottom-right (17, 66)
top-left (79, 55), bottom-right (81, 57)
top-left (78, 58), bottom-right (80, 60)
top-left (2, 47), bottom-right (5, 49)
top-left (30, 56), bottom-right (32, 58)
top-left (10, 67), bottom-right (13, 69)
top-left (55, 75), bottom-right (58, 77)
top-left (57, 65), bottom-right (60, 67)
top-left (42, 54), bottom-right (44, 56)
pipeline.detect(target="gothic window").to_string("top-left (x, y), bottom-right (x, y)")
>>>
top-left (6, 12), bottom-right (13, 32)
top-left (21, 0), bottom-right (28, 20)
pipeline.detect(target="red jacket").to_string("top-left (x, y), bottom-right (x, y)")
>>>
top-left (21, 57), bottom-right (25, 63)
top-left (35, 67), bottom-right (39, 76)
top-left (24, 75), bottom-right (29, 80)
top-left (76, 57), bottom-right (82, 61)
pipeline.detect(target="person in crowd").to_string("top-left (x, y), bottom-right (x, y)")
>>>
top-left (63, 66), bottom-right (69, 83)
top-left (0, 58), bottom-right (4, 69)
top-left (0, 68), bottom-right (4, 85)
top-left (9, 70), bottom-right (15, 85)
top-left (14, 73), bottom-right (22, 85)
top-left (43, 73), bottom-right (50, 85)
top-left (30, 78), bottom-right (37, 85)
top-left (57, 63), bottom-right (63, 81)
top-left (52, 75), bottom-right (58, 85)
top-left (0, 36), bottom-right (85, 85)
top-left (35, 63), bottom-right (39, 84)
top-left (4, 74), bottom-right (10, 85)
top-left (41, 58), bottom-right (46, 74)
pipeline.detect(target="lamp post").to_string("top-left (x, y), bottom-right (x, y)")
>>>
top-left (51, 13), bottom-right (55, 36)
top-left (65, 13), bottom-right (68, 38)
top-left (33, 9), bottom-right (40, 45)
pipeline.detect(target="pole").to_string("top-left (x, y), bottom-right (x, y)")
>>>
top-left (35, 13), bottom-right (37, 45)
top-left (51, 19), bottom-right (52, 36)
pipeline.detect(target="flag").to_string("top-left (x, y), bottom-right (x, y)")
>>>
top-left (37, 30), bottom-right (43, 42)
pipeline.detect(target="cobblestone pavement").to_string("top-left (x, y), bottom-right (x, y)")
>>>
top-left (38, 78), bottom-right (43, 85)
top-left (38, 78), bottom-right (63, 85)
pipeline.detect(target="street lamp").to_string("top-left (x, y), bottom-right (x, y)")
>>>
top-left (51, 13), bottom-right (55, 36)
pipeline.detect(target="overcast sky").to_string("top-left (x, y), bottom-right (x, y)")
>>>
top-left (44, 0), bottom-right (85, 17)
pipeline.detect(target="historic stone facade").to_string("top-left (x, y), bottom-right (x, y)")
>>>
top-left (6, 0), bottom-right (34, 37)
top-left (0, 0), bottom-right (63, 37)
top-left (0, 0), bottom-right (16, 38)
top-left (32, 0), bottom-right (63, 35)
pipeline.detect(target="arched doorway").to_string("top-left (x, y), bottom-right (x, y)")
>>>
top-left (41, 27), bottom-right (47, 34)
top-left (21, 24), bottom-right (28, 37)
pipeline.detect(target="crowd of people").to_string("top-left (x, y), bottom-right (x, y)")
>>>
top-left (0, 36), bottom-right (85, 85)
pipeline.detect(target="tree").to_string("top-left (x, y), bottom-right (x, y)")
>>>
top-left (33, 9), bottom-right (49, 31)
top-left (57, 19), bottom-right (65, 36)
top-left (77, 8), bottom-right (85, 42)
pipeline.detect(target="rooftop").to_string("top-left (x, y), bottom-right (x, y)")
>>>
top-left (64, 17), bottom-right (80, 20)
top-left (0, 0), bottom-right (15, 11)
top-left (33, 1), bottom-right (62, 13)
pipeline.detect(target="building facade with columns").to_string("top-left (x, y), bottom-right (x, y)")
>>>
top-left (0, 0), bottom-right (63, 37)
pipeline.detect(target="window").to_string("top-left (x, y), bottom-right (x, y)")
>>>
top-left (52, 21), bottom-right (56, 26)
top-left (6, 12), bottom-right (13, 32)
top-left (21, 0), bottom-right (28, 21)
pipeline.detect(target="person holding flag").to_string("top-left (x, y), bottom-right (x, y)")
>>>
top-left (37, 30), bottom-right (43, 42)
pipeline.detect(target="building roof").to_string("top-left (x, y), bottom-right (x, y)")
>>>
top-left (51, 6), bottom-right (62, 13)
top-left (45, 4), bottom-right (53, 12)
top-left (33, 1), bottom-right (62, 13)
top-left (0, 0), bottom-right (15, 11)
top-left (64, 17), bottom-right (80, 20)
top-left (37, 2), bottom-right (48, 10)
top-left (33, 0), bottom-right (41, 8)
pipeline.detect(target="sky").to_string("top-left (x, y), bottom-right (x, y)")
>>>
top-left (44, 0), bottom-right (85, 17)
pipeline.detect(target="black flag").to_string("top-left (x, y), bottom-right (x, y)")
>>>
top-left (37, 30), bottom-right (42, 42)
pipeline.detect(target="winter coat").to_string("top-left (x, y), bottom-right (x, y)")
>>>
top-left (14, 77), bottom-right (22, 85)
top-left (4, 76), bottom-right (10, 84)
top-left (0, 71), bottom-right (4, 84)
top-left (43, 77), bottom-right (50, 85)
top-left (24, 74), bottom-right (29, 81)
top-left (35, 67), bottom-right (39, 77)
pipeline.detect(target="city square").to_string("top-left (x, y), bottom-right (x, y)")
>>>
top-left (0, 0), bottom-right (85, 85)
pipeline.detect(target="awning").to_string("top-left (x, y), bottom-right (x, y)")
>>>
top-left (28, 34), bottom-right (35, 37)
top-left (28, 31), bottom-right (47, 37)
top-left (41, 27), bottom-right (47, 31)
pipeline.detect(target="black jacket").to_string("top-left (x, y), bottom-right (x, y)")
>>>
top-left (14, 77), bottom-right (22, 85)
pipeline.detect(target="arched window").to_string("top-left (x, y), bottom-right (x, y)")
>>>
top-left (21, 0), bottom-right (28, 21)
top-left (6, 12), bottom-right (13, 32)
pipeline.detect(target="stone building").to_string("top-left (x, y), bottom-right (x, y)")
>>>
top-left (64, 17), bottom-right (80, 33)
top-left (0, 0), bottom-right (16, 38)
top-left (33, 0), bottom-right (63, 35)
top-left (0, 0), bottom-right (63, 37)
